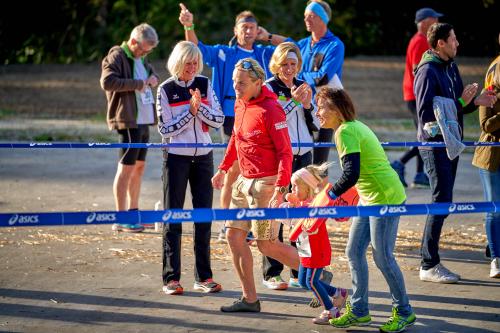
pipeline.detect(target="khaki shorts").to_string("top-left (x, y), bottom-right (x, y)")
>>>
top-left (225, 174), bottom-right (281, 241)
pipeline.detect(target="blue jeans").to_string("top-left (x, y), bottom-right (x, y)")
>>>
top-left (346, 214), bottom-right (412, 317)
top-left (298, 265), bottom-right (337, 310)
top-left (479, 168), bottom-right (500, 258)
top-left (419, 148), bottom-right (459, 269)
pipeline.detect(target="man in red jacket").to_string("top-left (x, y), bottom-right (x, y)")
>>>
top-left (212, 58), bottom-right (299, 312)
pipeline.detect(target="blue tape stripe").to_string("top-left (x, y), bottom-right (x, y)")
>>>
top-left (1, 202), bottom-right (497, 228)
top-left (1, 141), bottom-right (500, 149)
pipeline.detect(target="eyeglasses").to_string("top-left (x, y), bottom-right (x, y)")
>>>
top-left (239, 60), bottom-right (259, 78)
top-left (136, 41), bottom-right (154, 55)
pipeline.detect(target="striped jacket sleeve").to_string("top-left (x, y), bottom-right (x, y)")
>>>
top-left (196, 80), bottom-right (225, 128)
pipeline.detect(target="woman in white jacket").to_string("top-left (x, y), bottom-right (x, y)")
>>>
top-left (157, 41), bottom-right (224, 295)
top-left (264, 42), bottom-right (319, 289)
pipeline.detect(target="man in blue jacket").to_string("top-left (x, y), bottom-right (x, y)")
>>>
top-left (178, 3), bottom-right (293, 291)
top-left (414, 22), bottom-right (496, 284)
top-left (261, 0), bottom-right (345, 165)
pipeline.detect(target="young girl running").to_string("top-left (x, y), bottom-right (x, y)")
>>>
top-left (281, 163), bottom-right (348, 325)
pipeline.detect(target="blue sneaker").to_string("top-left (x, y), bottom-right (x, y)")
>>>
top-left (246, 231), bottom-right (256, 245)
top-left (289, 277), bottom-right (301, 288)
top-left (112, 223), bottom-right (144, 233)
top-left (390, 160), bottom-right (407, 188)
top-left (411, 172), bottom-right (430, 189)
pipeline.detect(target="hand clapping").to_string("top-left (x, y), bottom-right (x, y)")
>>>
top-left (291, 83), bottom-right (313, 109)
top-left (189, 88), bottom-right (201, 115)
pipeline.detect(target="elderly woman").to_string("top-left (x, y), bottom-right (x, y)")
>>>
top-left (315, 88), bottom-right (416, 333)
top-left (157, 41), bottom-right (224, 295)
top-left (472, 64), bottom-right (500, 279)
top-left (265, 42), bottom-right (318, 288)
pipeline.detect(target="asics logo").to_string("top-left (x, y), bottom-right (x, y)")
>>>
top-left (309, 207), bottom-right (337, 217)
top-left (29, 142), bottom-right (52, 147)
top-left (309, 208), bottom-right (318, 217)
top-left (162, 211), bottom-right (192, 221)
top-left (86, 213), bottom-right (116, 223)
top-left (379, 206), bottom-right (407, 215)
top-left (236, 209), bottom-right (265, 219)
top-left (88, 143), bottom-right (111, 147)
top-left (448, 204), bottom-right (475, 213)
top-left (8, 214), bottom-right (39, 225)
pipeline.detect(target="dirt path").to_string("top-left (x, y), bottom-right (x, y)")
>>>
top-left (1, 148), bottom-right (499, 332)
top-left (1, 57), bottom-right (498, 332)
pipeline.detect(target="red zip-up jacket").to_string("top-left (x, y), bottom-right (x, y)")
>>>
top-left (219, 86), bottom-right (292, 187)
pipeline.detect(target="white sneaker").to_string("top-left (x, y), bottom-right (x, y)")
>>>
top-left (215, 229), bottom-right (227, 244)
top-left (262, 276), bottom-right (288, 290)
top-left (438, 263), bottom-right (461, 279)
top-left (419, 263), bottom-right (459, 283)
top-left (490, 258), bottom-right (500, 278)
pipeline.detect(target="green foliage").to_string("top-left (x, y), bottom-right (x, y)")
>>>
top-left (0, 109), bottom-right (15, 119)
top-left (1, 0), bottom-right (499, 64)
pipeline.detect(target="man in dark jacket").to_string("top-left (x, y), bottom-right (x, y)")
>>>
top-left (414, 23), bottom-right (497, 283)
top-left (100, 23), bottom-right (159, 233)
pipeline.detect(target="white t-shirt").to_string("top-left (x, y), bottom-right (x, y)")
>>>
top-left (134, 58), bottom-right (155, 125)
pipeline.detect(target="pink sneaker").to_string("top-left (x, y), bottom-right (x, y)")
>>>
top-left (312, 310), bottom-right (332, 325)
top-left (312, 308), bottom-right (340, 325)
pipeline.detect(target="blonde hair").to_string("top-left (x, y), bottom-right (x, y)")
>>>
top-left (234, 58), bottom-right (265, 82)
top-left (293, 162), bottom-right (332, 198)
top-left (167, 41), bottom-right (203, 78)
top-left (269, 42), bottom-right (303, 75)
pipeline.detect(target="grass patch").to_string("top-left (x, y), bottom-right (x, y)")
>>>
top-left (89, 113), bottom-right (107, 122)
top-left (0, 109), bottom-right (16, 119)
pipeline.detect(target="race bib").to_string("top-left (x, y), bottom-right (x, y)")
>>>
top-left (296, 232), bottom-right (311, 257)
top-left (140, 87), bottom-right (154, 105)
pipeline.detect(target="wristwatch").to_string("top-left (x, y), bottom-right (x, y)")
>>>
top-left (275, 186), bottom-right (288, 194)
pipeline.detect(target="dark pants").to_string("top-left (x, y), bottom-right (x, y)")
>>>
top-left (419, 148), bottom-right (459, 270)
top-left (313, 128), bottom-right (333, 165)
top-left (162, 152), bottom-right (214, 284)
top-left (400, 101), bottom-right (424, 173)
top-left (262, 151), bottom-right (312, 280)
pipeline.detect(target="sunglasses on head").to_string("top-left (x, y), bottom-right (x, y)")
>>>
top-left (239, 60), bottom-right (259, 77)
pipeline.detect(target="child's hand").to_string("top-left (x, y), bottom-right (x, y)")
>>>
top-left (285, 193), bottom-right (300, 206)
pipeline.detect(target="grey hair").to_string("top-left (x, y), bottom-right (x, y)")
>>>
top-left (167, 41), bottom-right (203, 78)
top-left (130, 23), bottom-right (159, 47)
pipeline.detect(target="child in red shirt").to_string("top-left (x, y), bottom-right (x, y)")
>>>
top-left (281, 163), bottom-right (348, 325)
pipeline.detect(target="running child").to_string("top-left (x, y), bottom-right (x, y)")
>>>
top-left (281, 163), bottom-right (348, 325)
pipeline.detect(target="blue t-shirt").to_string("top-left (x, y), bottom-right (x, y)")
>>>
top-left (197, 41), bottom-right (276, 117)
